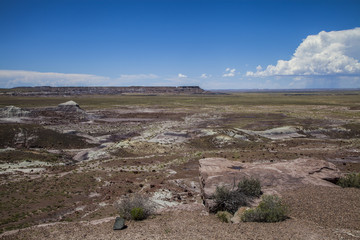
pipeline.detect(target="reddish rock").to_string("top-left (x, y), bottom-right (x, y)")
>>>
top-left (199, 158), bottom-right (341, 211)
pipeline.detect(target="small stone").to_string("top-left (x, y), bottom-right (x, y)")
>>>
top-left (113, 217), bottom-right (126, 230)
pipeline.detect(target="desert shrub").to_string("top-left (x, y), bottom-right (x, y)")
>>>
top-left (241, 195), bottom-right (288, 222)
top-left (216, 211), bottom-right (232, 223)
top-left (212, 186), bottom-right (248, 214)
top-left (238, 177), bottom-right (262, 197)
top-left (212, 177), bottom-right (262, 214)
top-left (130, 207), bottom-right (146, 220)
top-left (116, 194), bottom-right (154, 221)
top-left (337, 173), bottom-right (360, 188)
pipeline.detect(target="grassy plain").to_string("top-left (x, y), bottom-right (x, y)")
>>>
top-left (1, 91), bottom-right (360, 109)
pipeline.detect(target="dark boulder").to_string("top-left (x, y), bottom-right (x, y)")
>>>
top-left (113, 217), bottom-right (126, 230)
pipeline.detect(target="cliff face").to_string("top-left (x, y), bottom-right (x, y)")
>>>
top-left (1, 86), bottom-right (206, 96)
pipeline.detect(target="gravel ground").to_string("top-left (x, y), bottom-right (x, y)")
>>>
top-left (281, 185), bottom-right (360, 231)
top-left (2, 185), bottom-right (359, 240)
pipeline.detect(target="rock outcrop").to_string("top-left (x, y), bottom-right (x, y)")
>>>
top-left (237, 126), bottom-right (306, 140)
top-left (199, 158), bottom-right (341, 212)
top-left (56, 100), bottom-right (84, 113)
top-left (0, 106), bottom-right (30, 118)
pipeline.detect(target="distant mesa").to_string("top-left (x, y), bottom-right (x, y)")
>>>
top-left (0, 86), bottom-right (207, 96)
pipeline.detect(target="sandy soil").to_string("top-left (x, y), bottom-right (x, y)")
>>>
top-left (2, 185), bottom-right (359, 240)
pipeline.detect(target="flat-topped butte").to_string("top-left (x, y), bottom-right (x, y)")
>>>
top-left (0, 86), bottom-right (206, 96)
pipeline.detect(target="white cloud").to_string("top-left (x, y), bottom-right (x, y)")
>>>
top-left (223, 68), bottom-right (236, 77)
top-left (117, 74), bottom-right (158, 80)
top-left (0, 70), bottom-right (160, 88)
top-left (200, 73), bottom-right (211, 79)
top-left (178, 73), bottom-right (188, 78)
top-left (256, 65), bottom-right (262, 71)
top-left (0, 70), bottom-right (110, 88)
top-left (247, 28), bottom-right (360, 77)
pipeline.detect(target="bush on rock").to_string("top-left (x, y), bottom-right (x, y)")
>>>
top-left (212, 177), bottom-right (262, 214)
top-left (116, 194), bottom-right (154, 221)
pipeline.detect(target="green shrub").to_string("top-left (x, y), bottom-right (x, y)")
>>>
top-left (130, 207), bottom-right (145, 220)
top-left (212, 177), bottom-right (262, 214)
top-left (116, 194), bottom-right (154, 221)
top-left (216, 211), bottom-right (232, 223)
top-left (238, 177), bottom-right (262, 197)
top-left (212, 186), bottom-right (248, 214)
top-left (337, 173), bottom-right (360, 188)
top-left (241, 195), bottom-right (288, 222)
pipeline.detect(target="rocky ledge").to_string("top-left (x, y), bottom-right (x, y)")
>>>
top-left (199, 158), bottom-right (341, 212)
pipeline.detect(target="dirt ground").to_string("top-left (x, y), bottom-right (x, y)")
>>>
top-left (0, 92), bottom-right (359, 239)
top-left (2, 185), bottom-right (360, 240)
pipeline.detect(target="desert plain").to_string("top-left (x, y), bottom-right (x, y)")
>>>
top-left (0, 89), bottom-right (359, 239)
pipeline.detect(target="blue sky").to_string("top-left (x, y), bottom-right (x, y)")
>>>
top-left (0, 0), bottom-right (360, 89)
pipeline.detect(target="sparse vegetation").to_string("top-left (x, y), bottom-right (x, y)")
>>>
top-left (130, 207), bottom-right (146, 220)
top-left (116, 194), bottom-right (154, 221)
top-left (216, 211), bottom-right (232, 223)
top-left (241, 195), bottom-right (288, 222)
top-left (1, 91), bottom-right (360, 235)
top-left (0, 149), bottom-right (61, 164)
top-left (212, 177), bottom-right (262, 214)
top-left (238, 177), bottom-right (262, 197)
top-left (1, 91), bottom-right (359, 109)
top-left (212, 186), bottom-right (248, 214)
top-left (337, 173), bottom-right (360, 188)
top-left (0, 123), bottom-right (95, 149)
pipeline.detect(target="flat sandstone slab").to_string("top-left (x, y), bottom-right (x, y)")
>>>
top-left (199, 158), bottom-right (341, 210)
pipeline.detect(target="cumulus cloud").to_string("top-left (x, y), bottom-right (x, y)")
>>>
top-left (223, 68), bottom-right (236, 77)
top-left (178, 73), bottom-right (188, 78)
top-left (200, 73), bottom-right (211, 79)
top-left (256, 65), bottom-right (263, 71)
top-left (0, 70), bottom-right (160, 88)
top-left (247, 28), bottom-right (360, 77)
